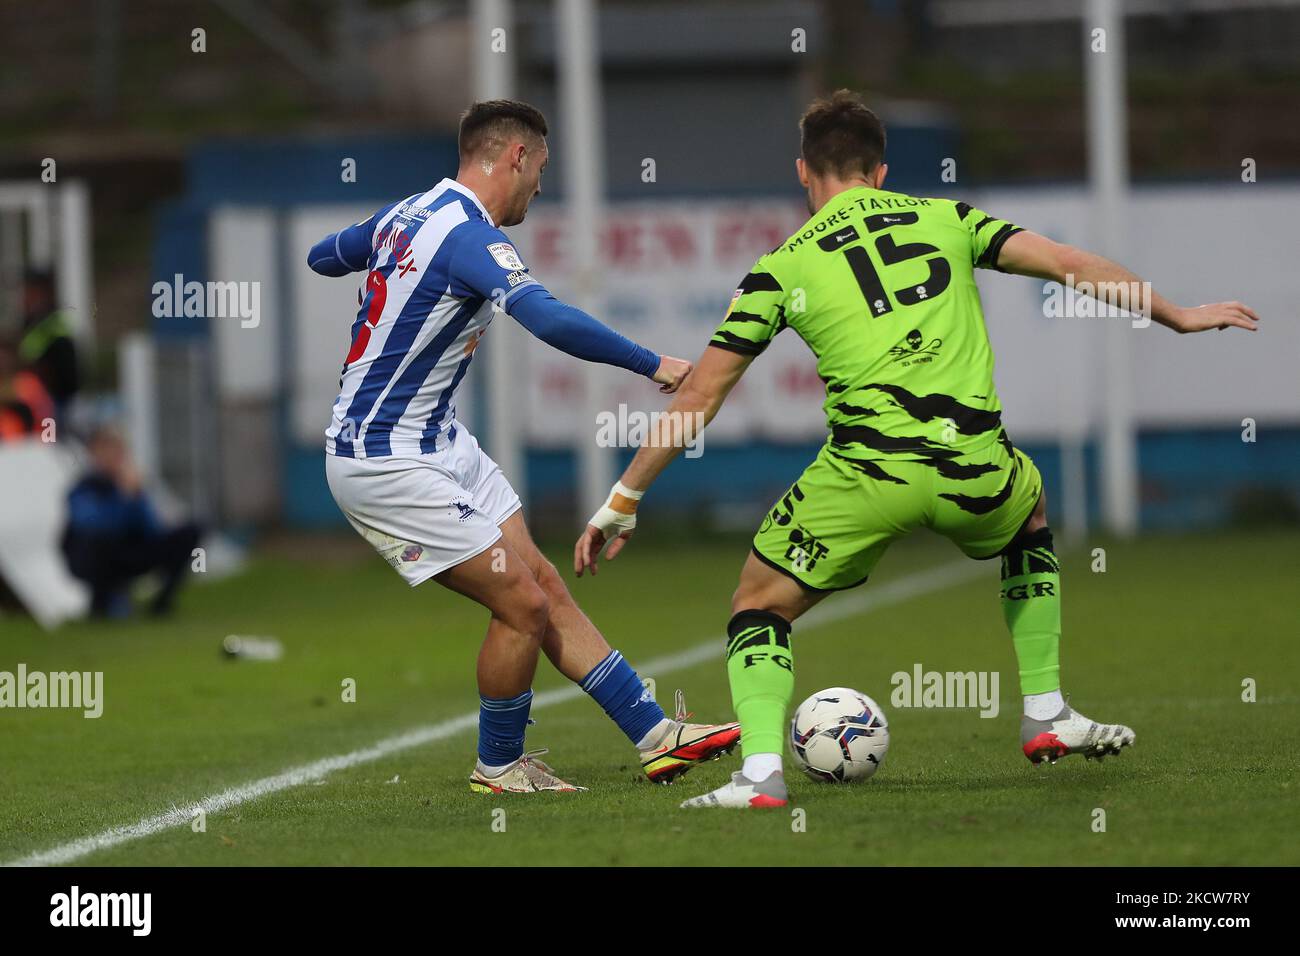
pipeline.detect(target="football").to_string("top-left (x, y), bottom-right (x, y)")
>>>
top-left (790, 687), bottom-right (890, 783)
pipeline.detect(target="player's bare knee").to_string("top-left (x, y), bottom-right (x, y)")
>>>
top-left (534, 559), bottom-right (573, 607)
top-left (730, 584), bottom-right (754, 616)
top-left (1023, 492), bottom-right (1048, 534)
top-left (731, 584), bottom-right (785, 620)
top-left (504, 581), bottom-right (550, 640)
top-left (523, 588), bottom-right (551, 637)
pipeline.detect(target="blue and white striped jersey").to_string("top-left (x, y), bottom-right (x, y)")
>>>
top-left (314, 179), bottom-right (542, 459)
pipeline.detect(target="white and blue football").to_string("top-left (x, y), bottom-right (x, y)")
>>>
top-left (790, 687), bottom-right (890, 783)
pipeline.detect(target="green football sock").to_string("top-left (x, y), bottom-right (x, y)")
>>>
top-left (1000, 527), bottom-right (1062, 695)
top-left (725, 610), bottom-right (794, 756)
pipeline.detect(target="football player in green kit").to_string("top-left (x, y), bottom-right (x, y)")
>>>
top-left (575, 90), bottom-right (1260, 808)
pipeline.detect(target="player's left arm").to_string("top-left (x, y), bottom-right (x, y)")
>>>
top-left (508, 291), bottom-right (691, 392)
top-left (995, 229), bottom-right (1260, 334)
top-left (449, 225), bottom-right (692, 392)
top-left (574, 343), bottom-right (753, 576)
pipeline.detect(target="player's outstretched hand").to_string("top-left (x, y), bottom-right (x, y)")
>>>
top-left (575, 482), bottom-right (642, 576)
top-left (652, 355), bottom-right (693, 393)
top-left (574, 524), bottom-right (633, 577)
top-left (1171, 302), bottom-right (1259, 334)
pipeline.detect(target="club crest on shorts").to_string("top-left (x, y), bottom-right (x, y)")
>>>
top-left (452, 499), bottom-right (477, 523)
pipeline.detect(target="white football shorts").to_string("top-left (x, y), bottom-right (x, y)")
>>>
top-left (325, 423), bottom-right (522, 586)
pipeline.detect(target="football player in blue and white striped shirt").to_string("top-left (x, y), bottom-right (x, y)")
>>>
top-left (309, 100), bottom-right (739, 793)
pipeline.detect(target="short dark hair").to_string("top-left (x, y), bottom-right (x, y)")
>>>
top-left (799, 90), bottom-right (886, 179)
top-left (458, 100), bottom-right (548, 160)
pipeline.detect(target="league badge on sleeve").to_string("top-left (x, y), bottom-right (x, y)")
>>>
top-left (724, 288), bottom-right (743, 318)
top-left (487, 242), bottom-right (525, 271)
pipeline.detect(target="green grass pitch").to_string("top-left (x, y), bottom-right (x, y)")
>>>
top-left (2, 528), bottom-right (1297, 866)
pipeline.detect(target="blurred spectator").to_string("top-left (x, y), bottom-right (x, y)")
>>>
top-left (0, 336), bottom-right (54, 441)
top-left (19, 268), bottom-right (80, 419)
top-left (61, 427), bottom-right (201, 618)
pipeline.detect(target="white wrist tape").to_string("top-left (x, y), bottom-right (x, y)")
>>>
top-left (587, 481), bottom-right (643, 536)
top-left (612, 481), bottom-right (643, 501)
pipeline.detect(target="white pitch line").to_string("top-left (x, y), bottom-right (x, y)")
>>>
top-left (5, 559), bottom-right (985, 867)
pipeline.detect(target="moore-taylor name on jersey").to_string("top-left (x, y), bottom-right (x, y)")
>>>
top-left (785, 195), bottom-right (935, 252)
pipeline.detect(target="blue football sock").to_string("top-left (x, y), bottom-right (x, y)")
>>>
top-left (580, 650), bottom-right (666, 746)
top-left (477, 689), bottom-right (533, 768)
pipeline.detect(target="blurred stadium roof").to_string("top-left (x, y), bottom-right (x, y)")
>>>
top-left (2, 0), bottom-right (1297, 345)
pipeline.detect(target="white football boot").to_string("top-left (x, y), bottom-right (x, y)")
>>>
top-left (680, 770), bottom-right (789, 809)
top-left (1021, 699), bottom-right (1135, 765)
top-left (468, 750), bottom-right (588, 794)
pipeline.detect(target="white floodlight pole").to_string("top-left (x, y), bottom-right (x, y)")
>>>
top-left (472, 0), bottom-right (515, 99)
top-left (57, 180), bottom-right (94, 347)
top-left (1085, 0), bottom-right (1138, 536)
top-left (121, 332), bottom-right (160, 480)
top-left (557, 0), bottom-right (612, 522)
top-left (473, 0), bottom-right (526, 500)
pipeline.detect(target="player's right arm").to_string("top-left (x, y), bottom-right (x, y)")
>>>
top-left (574, 343), bottom-right (753, 576)
top-left (306, 203), bottom-right (398, 277)
top-left (995, 229), bottom-right (1259, 334)
top-left (574, 258), bottom-right (785, 575)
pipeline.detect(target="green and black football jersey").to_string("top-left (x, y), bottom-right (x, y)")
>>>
top-left (711, 187), bottom-right (1022, 462)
